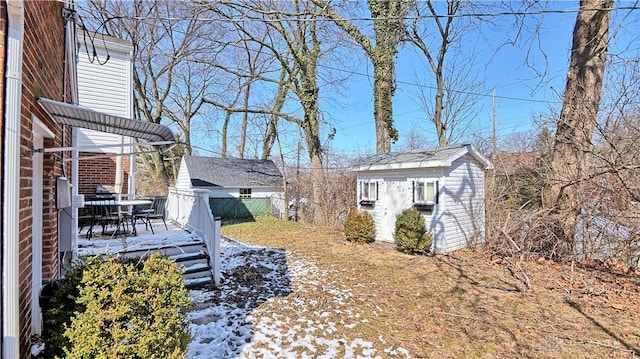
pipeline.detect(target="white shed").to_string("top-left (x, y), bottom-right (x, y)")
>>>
top-left (176, 156), bottom-right (285, 218)
top-left (352, 144), bottom-right (492, 253)
top-left (176, 156), bottom-right (283, 197)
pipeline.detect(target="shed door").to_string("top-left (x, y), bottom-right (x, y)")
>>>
top-left (383, 179), bottom-right (407, 242)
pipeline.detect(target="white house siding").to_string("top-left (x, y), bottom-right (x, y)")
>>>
top-left (438, 156), bottom-right (486, 253)
top-left (356, 172), bottom-right (388, 242)
top-left (76, 37), bottom-right (132, 153)
top-left (357, 169), bottom-right (443, 243)
top-left (208, 187), bottom-right (281, 199)
top-left (175, 157), bottom-right (192, 189)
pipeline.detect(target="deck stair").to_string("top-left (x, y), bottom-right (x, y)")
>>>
top-left (104, 242), bottom-right (214, 289)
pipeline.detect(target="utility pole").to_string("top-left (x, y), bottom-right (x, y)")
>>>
top-left (492, 88), bottom-right (497, 160)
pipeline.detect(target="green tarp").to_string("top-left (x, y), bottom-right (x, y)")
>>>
top-left (209, 197), bottom-right (272, 219)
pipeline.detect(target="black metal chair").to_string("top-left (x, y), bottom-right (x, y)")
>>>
top-left (88, 196), bottom-right (127, 238)
top-left (134, 196), bottom-right (168, 234)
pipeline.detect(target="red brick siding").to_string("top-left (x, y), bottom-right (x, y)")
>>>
top-left (17, 1), bottom-right (68, 358)
top-left (77, 152), bottom-right (130, 196)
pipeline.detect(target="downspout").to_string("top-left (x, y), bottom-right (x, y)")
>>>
top-left (62, 2), bottom-right (79, 263)
top-left (2, 1), bottom-right (24, 357)
top-left (126, 45), bottom-right (135, 197)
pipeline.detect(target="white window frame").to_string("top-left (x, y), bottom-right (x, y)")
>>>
top-left (359, 180), bottom-right (378, 201)
top-left (239, 188), bottom-right (252, 198)
top-left (413, 180), bottom-right (438, 204)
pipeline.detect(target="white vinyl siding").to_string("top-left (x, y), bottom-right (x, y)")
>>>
top-left (175, 158), bottom-right (192, 189)
top-left (76, 39), bottom-right (132, 153)
top-left (208, 187), bottom-right (281, 199)
top-left (438, 156), bottom-right (486, 252)
top-left (355, 150), bottom-right (488, 252)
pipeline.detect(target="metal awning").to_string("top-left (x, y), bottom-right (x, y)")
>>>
top-left (38, 98), bottom-right (176, 153)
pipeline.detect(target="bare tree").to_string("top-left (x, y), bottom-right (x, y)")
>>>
top-left (543, 0), bottom-right (615, 241)
top-left (200, 25), bottom-right (280, 159)
top-left (203, 0), bottom-right (333, 225)
top-left (314, 0), bottom-right (409, 153)
top-left (81, 0), bottom-right (220, 188)
top-left (406, 1), bottom-right (486, 147)
top-left (397, 126), bottom-right (430, 151)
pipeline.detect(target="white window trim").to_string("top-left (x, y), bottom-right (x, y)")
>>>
top-left (359, 180), bottom-right (379, 201)
top-left (239, 188), bottom-right (252, 198)
top-left (412, 179), bottom-right (439, 204)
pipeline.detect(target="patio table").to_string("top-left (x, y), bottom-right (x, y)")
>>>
top-left (84, 199), bottom-right (153, 237)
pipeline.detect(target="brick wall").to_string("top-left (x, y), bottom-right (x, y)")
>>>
top-left (17, 1), bottom-right (67, 358)
top-left (78, 152), bottom-right (130, 196)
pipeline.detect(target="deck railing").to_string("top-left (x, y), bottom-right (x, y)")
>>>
top-left (167, 187), bottom-right (220, 285)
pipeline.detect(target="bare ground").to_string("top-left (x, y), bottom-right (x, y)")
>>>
top-left (221, 217), bottom-right (640, 358)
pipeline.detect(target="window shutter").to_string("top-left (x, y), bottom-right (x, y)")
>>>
top-left (412, 181), bottom-right (415, 203)
top-left (376, 182), bottom-right (379, 200)
top-left (359, 181), bottom-right (362, 199)
top-left (435, 181), bottom-right (439, 204)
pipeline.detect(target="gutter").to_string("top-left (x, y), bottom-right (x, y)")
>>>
top-left (2, 1), bottom-right (25, 357)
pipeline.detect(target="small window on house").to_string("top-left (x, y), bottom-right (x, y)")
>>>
top-left (413, 180), bottom-right (438, 204)
top-left (239, 188), bottom-right (252, 198)
top-left (359, 181), bottom-right (378, 201)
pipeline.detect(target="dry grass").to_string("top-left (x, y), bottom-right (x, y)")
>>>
top-left (222, 217), bottom-right (640, 358)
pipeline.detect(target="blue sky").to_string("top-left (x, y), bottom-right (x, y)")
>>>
top-left (325, 4), bottom-right (581, 155)
top-left (183, 1), bottom-right (638, 161)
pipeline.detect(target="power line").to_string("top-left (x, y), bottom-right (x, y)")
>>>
top-left (317, 62), bottom-right (562, 105)
top-left (78, 5), bottom-right (640, 23)
top-left (75, 3), bottom-right (629, 107)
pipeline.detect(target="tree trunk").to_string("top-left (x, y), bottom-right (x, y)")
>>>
top-left (434, 70), bottom-right (447, 147)
top-left (543, 0), bottom-right (613, 241)
top-left (262, 69), bottom-right (289, 160)
top-left (369, 0), bottom-right (404, 154)
top-left (221, 109), bottom-right (231, 158)
top-left (239, 82), bottom-right (251, 159)
top-left (373, 60), bottom-right (396, 153)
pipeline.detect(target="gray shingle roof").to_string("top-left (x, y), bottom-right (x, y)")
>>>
top-left (183, 156), bottom-right (283, 188)
top-left (352, 144), bottom-right (492, 171)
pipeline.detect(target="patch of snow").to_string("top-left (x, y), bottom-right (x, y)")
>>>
top-left (75, 225), bottom-right (411, 357)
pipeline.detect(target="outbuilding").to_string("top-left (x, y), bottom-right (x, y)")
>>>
top-left (352, 144), bottom-right (492, 253)
top-left (175, 156), bottom-right (285, 219)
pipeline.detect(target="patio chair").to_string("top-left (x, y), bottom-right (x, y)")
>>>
top-left (90, 196), bottom-right (128, 238)
top-left (78, 206), bottom-right (94, 237)
top-left (134, 196), bottom-right (168, 234)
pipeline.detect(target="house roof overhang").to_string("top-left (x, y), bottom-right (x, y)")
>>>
top-left (37, 98), bottom-right (177, 153)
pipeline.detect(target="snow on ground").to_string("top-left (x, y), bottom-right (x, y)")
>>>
top-left (188, 237), bottom-right (410, 358)
top-left (77, 221), bottom-right (202, 257)
top-left (76, 221), bottom-right (410, 358)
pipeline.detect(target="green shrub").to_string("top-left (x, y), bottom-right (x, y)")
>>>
top-left (42, 262), bottom-right (88, 359)
top-left (344, 209), bottom-right (376, 243)
top-left (394, 207), bottom-right (433, 253)
top-left (63, 253), bottom-right (191, 359)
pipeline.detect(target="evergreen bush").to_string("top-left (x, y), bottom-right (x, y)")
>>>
top-left (42, 262), bottom-right (88, 359)
top-left (343, 209), bottom-right (376, 243)
top-left (63, 253), bottom-right (191, 359)
top-left (394, 207), bottom-right (433, 253)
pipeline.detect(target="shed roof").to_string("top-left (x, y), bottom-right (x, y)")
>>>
top-left (352, 144), bottom-right (492, 172)
top-left (183, 156), bottom-right (283, 188)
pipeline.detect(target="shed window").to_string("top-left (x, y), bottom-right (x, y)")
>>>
top-left (239, 188), bottom-right (252, 198)
top-left (413, 180), bottom-right (438, 204)
top-left (359, 181), bottom-right (378, 201)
